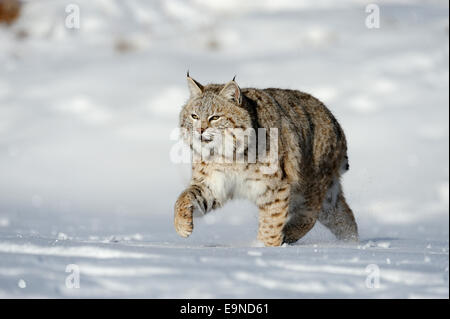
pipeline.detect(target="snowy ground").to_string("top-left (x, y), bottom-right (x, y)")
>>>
top-left (0, 0), bottom-right (448, 298)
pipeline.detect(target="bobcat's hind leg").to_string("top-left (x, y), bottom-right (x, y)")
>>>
top-left (318, 179), bottom-right (358, 241)
top-left (282, 195), bottom-right (317, 244)
top-left (282, 213), bottom-right (317, 244)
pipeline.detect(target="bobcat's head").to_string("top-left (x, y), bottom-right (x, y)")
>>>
top-left (179, 74), bottom-right (253, 156)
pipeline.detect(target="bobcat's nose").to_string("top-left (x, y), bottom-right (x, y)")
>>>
top-left (196, 128), bottom-right (205, 134)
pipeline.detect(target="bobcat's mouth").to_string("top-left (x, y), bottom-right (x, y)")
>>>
top-left (201, 131), bottom-right (215, 143)
top-left (193, 129), bottom-right (216, 144)
top-left (201, 136), bottom-right (213, 143)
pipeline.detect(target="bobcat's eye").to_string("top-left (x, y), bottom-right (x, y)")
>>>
top-left (209, 115), bottom-right (220, 122)
top-left (191, 114), bottom-right (199, 120)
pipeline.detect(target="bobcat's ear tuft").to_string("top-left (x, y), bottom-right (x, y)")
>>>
top-left (187, 73), bottom-right (203, 97)
top-left (219, 79), bottom-right (241, 105)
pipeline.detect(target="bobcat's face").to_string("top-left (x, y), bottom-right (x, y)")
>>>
top-left (181, 96), bottom-right (243, 147)
top-left (179, 76), bottom-right (252, 151)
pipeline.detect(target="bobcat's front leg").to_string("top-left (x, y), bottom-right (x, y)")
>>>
top-left (174, 184), bottom-right (217, 238)
top-left (257, 185), bottom-right (290, 247)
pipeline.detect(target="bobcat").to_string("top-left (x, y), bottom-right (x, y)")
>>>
top-left (174, 74), bottom-right (358, 246)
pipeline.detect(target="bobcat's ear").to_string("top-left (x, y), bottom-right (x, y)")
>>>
top-left (219, 78), bottom-right (242, 105)
top-left (187, 72), bottom-right (203, 97)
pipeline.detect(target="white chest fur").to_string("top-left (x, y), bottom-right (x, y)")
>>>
top-left (205, 169), bottom-right (267, 203)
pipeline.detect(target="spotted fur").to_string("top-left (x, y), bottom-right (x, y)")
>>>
top-left (174, 75), bottom-right (358, 246)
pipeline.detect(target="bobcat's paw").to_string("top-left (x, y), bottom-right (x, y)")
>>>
top-left (174, 194), bottom-right (194, 238)
top-left (257, 232), bottom-right (284, 247)
top-left (174, 211), bottom-right (193, 237)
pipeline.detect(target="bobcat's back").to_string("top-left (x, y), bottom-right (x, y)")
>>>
top-left (242, 87), bottom-right (348, 184)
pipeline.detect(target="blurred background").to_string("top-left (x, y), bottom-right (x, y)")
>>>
top-left (0, 0), bottom-right (448, 297)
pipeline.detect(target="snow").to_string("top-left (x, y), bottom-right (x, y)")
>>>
top-left (0, 0), bottom-right (448, 298)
